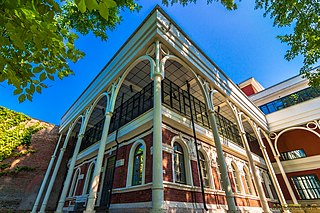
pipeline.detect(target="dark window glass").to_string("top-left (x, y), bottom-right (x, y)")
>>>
top-left (291, 175), bottom-right (320, 199)
top-left (174, 142), bottom-right (186, 184)
top-left (259, 87), bottom-right (320, 115)
top-left (132, 144), bottom-right (144, 186)
top-left (199, 152), bottom-right (210, 187)
top-left (280, 149), bottom-right (306, 161)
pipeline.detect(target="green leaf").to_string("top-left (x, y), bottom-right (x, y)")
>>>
top-left (85, 0), bottom-right (99, 11)
top-left (99, 2), bottom-right (109, 20)
top-left (13, 88), bottom-right (22, 95)
top-left (47, 74), bottom-right (54, 81)
top-left (33, 66), bottom-right (42, 73)
top-left (103, 0), bottom-right (117, 8)
top-left (39, 72), bottom-right (46, 82)
top-left (77, 0), bottom-right (87, 13)
top-left (26, 94), bottom-right (33, 101)
top-left (18, 94), bottom-right (26, 103)
top-left (36, 86), bottom-right (42, 94)
top-left (30, 84), bottom-right (35, 94)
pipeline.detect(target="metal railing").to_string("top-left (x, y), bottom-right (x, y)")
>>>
top-left (79, 78), bottom-right (259, 151)
top-left (162, 78), bottom-right (244, 147)
top-left (259, 86), bottom-right (320, 114)
top-left (80, 118), bottom-right (105, 152)
top-left (79, 82), bottom-right (153, 152)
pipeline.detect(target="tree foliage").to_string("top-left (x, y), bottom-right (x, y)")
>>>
top-left (255, 0), bottom-right (320, 87)
top-left (0, 106), bottom-right (43, 162)
top-left (166, 0), bottom-right (320, 87)
top-left (0, 0), bottom-right (319, 103)
top-left (0, 0), bottom-right (139, 102)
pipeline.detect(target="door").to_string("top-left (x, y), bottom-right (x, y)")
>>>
top-left (100, 156), bottom-right (115, 208)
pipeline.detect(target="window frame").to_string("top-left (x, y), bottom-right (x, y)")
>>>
top-left (230, 162), bottom-right (243, 194)
top-left (69, 168), bottom-right (81, 197)
top-left (132, 143), bottom-right (144, 186)
top-left (280, 149), bottom-right (307, 161)
top-left (291, 174), bottom-right (320, 200)
top-left (243, 166), bottom-right (254, 195)
top-left (198, 151), bottom-right (211, 188)
top-left (126, 139), bottom-right (146, 187)
top-left (171, 136), bottom-right (193, 185)
top-left (173, 142), bottom-right (187, 184)
top-left (83, 161), bottom-right (95, 195)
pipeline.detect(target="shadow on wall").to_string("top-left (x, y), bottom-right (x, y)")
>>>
top-left (0, 120), bottom-right (61, 212)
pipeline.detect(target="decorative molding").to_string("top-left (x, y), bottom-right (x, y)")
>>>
top-left (112, 183), bottom-right (153, 193)
top-left (162, 143), bottom-right (173, 153)
top-left (272, 155), bottom-right (320, 174)
top-left (266, 98), bottom-right (320, 132)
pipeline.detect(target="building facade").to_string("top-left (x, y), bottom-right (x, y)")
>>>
top-left (246, 73), bottom-right (320, 207)
top-left (32, 7), bottom-right (320, 213)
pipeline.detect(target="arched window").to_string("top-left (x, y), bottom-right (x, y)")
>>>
top-left (132, 144), bottom-right (144, 186)
top-left (231, 163), bottom-right (241, 193)
top-left (199, 152), bottom-right (210, 187)
top-left (69, 168), bottom-right (80, 197)
top-left (244, 167), bottom-right (254, 195)
top-left (83, 162), bottom-right (95, 195)
top-left (174, 142), bottom-right (186, 184)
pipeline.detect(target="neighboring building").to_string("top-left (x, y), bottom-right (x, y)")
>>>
top-left (246, 72), bottom-right (320, 207)
top-left (32, 6), bottom-right (320, 213)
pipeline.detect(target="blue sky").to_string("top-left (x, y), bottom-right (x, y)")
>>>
top-left (0, 0), bottom-right (304, 125)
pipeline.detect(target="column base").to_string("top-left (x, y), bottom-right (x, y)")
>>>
top-left (83, 210), bottom-right (96, 213)
top-left (149, 208), bottom-right (166, 213)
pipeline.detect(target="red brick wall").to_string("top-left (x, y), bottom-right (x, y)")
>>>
top-left (111, 189), bottom-right (152, 203)
top-left (0, 122), bottom-right (60, 211)
top-left (235, 196), bottom-right (261, 207)
top-left (212, 167), bottom-right (221, 190)
top-left (113, 145), bottom-right (128, 189)
top-left (164, 187), bottom-right (261, 207)
top-left (112, 133), bottom-right (153, 189)
top-left (163, 151), bottom-right (173, 182)
top-left (191, 160), bottom-right (200, 187)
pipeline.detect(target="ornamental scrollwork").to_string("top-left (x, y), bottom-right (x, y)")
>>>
top-left (269, 120), bottom-right (320, 156)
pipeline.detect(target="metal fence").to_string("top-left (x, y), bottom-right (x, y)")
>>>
top-left (79, 78), bottom-right (259, 151)
top-left (162, 78), bottom-right (244, 147)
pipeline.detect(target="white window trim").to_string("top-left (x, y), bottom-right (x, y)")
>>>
top-left (126, 139), bottom-right (146, 187)
top-left (243, 166), bottom-right (255, 195)
top-left (69, 168), bottom-right (81, 197)
top-left (171, 136), bottom-right (193, 186)
top-left (231, 162), bottom-right (244, 194)
top-left (198, 148), bottom-right (214, 189)
top-left (82, 160), bottom-right (96, 195)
